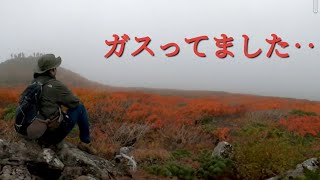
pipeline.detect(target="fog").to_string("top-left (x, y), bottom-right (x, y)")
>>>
top-left (0, 0), bottom-right (319, 100)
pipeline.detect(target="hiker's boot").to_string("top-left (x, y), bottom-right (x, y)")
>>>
top-left (78, 142), bottom-right (98, 155)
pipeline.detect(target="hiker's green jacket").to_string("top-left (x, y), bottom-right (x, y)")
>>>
top-left (33, 74), bottom-right (80, 119)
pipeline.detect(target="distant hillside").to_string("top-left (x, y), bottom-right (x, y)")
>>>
top-left (0, 57), bottom-right (108, 88)
top-left (0, 56), bottom-right (233, 97)
top-left (0, 56), bottom-right (310, 101)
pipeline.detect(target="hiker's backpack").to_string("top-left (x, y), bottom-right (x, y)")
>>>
top-left (15, 81), bottom-right (47, 135)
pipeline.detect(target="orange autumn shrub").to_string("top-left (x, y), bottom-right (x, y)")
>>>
top-left (0, 88), bottom-right (19, 107)
top-left (279, 116), bottom-right (320, 136)
top-left (69, 87), bottom-right (320, 134)
top-left (72, 88), bottom-right (249, 129)
top-left (213, 127), bottom-right (230, 141)
top-left (177, 99), bottom-right (246, 125)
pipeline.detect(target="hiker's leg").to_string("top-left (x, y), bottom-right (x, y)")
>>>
top-left (39, 104), bottom-right (91, 145)
top-left (38, 121), bottom-right (70, 146)
top-left (66, 104), bottom-right (91, 143)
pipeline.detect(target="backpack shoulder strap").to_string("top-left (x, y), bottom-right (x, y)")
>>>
top-left (37, 79), bottom-right (56, 102)
top-left (42, 79), bottom-right (55, 86)
top-left (36, 79), bottom-right (55, 86)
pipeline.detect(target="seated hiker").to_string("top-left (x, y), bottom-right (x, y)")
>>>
top-left (16, 54), bottom-right (96, 154)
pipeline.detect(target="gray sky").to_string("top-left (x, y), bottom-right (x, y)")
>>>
top-left (0, 0), bottom-right (319, 100)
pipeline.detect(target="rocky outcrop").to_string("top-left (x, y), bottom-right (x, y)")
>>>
top-left (267, 158), bottom-right (320, 180)
top-left (212, 141), bottom-right (234, 159)
top-left (0, 138), bottom-right (126, 180)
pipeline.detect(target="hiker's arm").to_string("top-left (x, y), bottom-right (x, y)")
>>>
top-left (55, 81), bottom-right (80, 108)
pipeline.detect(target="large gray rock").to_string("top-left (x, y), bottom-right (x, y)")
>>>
top-left (267, 158), bottom-right (320, 180)
top-left (286, 158), bottom-right (319, 178)
top-left (212, 141), bottom-right (234, 159)
top-left (0, 138), bottom-right (123, 180)
top-left (59, 143), bottom-right (114, 179)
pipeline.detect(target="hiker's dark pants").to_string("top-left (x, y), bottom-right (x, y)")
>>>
top-left (39, 104), bottom-right (91, 145)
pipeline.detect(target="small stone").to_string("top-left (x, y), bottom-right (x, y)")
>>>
top-left (42, 148), bottom-right (64, 170)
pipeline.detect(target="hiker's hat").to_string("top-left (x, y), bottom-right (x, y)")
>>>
top-left (34, 54), bottom-right (62, 74)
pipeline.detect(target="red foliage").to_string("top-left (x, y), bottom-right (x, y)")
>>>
top-left (279, 116), bottom-right (320, 136)
top-left (213, 127), bottom-right (230, 140)
top-left (0, 88), bottom-right (19, 107)
top-left (3, 86), bottom-right (320, 138)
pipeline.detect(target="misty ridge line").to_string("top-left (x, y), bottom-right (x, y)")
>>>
top-left (0, 52), bottom-right (319, 103)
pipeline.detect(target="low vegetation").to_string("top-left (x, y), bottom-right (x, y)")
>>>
top-left (1, 85), bottom-right (320, 179)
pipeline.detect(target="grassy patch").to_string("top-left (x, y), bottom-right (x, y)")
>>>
top-left (171, 149), bottom-right (192, 159)
top-left (233, 122), bottom-right (312, 179)
top-left (196, 150), bottom-right (233, 179)
top-left (3, 105), bottom-right (16, 121)
top-left (145, 149), bottom-right (233, 180)
top-left (289, 109), bottom-right (317, 117)
top-left (146, 162), bottom-right (195, 180)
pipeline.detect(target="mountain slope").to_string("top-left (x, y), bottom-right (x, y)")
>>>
top-left (0, 57), bottom-right (107, 88)
top-left (0, 56), bottom-right (233, 97)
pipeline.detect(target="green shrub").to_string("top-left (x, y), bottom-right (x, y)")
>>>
top-left (196, 150), bottom-right (233, 179)
top-left (289, 109), bottom-right (317, 117)
top-left (301, 168), bottom-right (320, 180)
top-left (172, 149), bottom-right (192, 159)
top-left (199, 115), bottom-right (216, 125)
top-left (146, 162), bottom-right (195, 180)
top-left (233, 123), bottom-right (309, 180)
top-left (201, 123), bottom-right (217, 133)
top-left (146, 150), bottom-right (232, 180)
top-left (3, 105), bottom-right (16, 121)
top-left (146, 164), bottom-right (173, 177)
